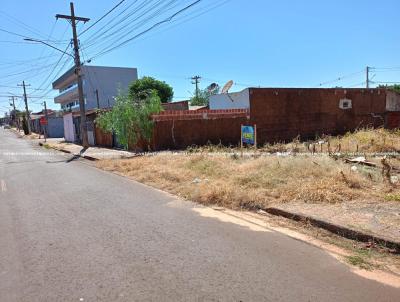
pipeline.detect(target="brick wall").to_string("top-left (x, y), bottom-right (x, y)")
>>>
top-left (151, 109), bottom-right (250, 150)
top-left (162, 100), bottom-right (189, 111)
top-left (386, 112), bottom-right (400, 130)
top-left (249, 88), bottom-right (387, 143)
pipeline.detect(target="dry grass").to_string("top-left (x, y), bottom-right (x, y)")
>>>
top-left (330, 128), bottom-right (400, 153)
top-left (97, 151), bottom-right (397, 210)
top-left (184, 128), bottom-right (400, 155)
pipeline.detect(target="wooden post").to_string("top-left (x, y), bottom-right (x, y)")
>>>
top-left (254, 124), bottom-right (257, 150)
top-left (240, 124), bottom-right (243, 157)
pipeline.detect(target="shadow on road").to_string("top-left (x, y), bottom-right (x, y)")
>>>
top-left (64, 147), bottom-right (88, 163)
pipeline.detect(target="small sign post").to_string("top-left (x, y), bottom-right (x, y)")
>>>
top-left (241, 124), bottom-right (257, 155)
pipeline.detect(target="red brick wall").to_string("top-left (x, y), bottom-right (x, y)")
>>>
top-left (151, 109), bottom-right (250, 150)
top-left (386, 112), bottom-right (400, 129)
top-left (249, 88), bottom-right (387, 143)
top-left (162, 100), bottom-right (189, 111)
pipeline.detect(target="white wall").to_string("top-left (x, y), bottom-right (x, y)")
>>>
top-left (209, 88), bottom-right (250, 110)
top-left (63, 113), bottom-right (75, 142)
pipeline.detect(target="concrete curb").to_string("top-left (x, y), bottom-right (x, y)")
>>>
top-left (39, 142), bottom-right (98, 161)
top-left (263, 207), bottom-right (400, 253)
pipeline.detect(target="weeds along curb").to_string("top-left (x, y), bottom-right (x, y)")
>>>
top-left (263, 207), bottom-right (400, 254)
top-left (39, 142), bottom-right (71, 153)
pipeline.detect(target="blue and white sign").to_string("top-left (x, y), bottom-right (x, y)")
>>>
top-left (241, 125), bottom-right (255, 145)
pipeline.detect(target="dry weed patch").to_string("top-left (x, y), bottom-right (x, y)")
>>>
top-left (97, 149), bottom-right (394, 209)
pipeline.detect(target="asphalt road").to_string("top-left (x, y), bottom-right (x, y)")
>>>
top-left (0, 128), bottom-right (399, 302)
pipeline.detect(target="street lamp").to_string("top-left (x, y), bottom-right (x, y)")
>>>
top-left (23, 38), bottom-right (74, 58)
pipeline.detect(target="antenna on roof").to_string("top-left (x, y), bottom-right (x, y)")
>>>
top-left (221, 80), bottom-right (234, 94)
top-left (207, 82), bottom-right (219, 94)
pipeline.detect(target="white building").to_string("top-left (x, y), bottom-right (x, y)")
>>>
top-left (52, 65), bottom-right (138, 111)
top-left (209, 88), bottom-right (250, 110)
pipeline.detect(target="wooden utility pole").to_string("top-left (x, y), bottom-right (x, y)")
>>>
top-left (95, 89), bottom-right (100, 109)
top-left (18, 81), bottom-right (31, 134)
top-left (191, 75), bottom-right (201, 99)
top-left (56, 2), bottom-right (90, 147)
top-left (366, 66), bottom-right (370, 89)
top-left (43, 101), bottom-right (48, 142)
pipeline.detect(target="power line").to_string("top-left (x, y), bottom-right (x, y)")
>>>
top-left (32, 57), bottom-right (73, 100)
top-left (317, 70), bottom-right (364, 87)
top-left (145, 0), bottom-right (230, 38)
top-left (0, 26), bottom-right (68, 44)
top-left (0, 40), bottom-right (42, 45)
top-left (0, 27), bottom-right (30, 39)
top-left (88, 0), bottom-right (202, 60)
top-left (79, 0), bottom-right (126, 36)
top-left (82, 0), bottom-right (176, 50)
top-left (0, 62), bottom-right (64, 80)
top-left (371, 66), bottom-right (400, 71)
top-left (0, 95), bottom-right (55, 99)
top-left (373, 81), bottom-right (400, 84)
top-left (81, 0), bottom-right (150, 46)
top-left (34, 43), bottom-right (73, 92)
top-left (0, 53), bottom-right (61, 66)
top-left (0, 10), bottom-right (52, 40)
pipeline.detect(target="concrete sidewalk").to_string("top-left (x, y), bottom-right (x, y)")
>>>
top-left (39, 139), bottom-right (136, 160)
top-left (11, 128), bottom-right (135, 161)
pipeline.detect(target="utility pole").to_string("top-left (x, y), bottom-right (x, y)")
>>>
top-left (56, 2), bottom-right (90, 147)
top-left (191, 75), bottom-right (201, 99)
top-left (366, 66), bottom-right (370, 89)
top-left (43, 101), bottom-right (48, 142)
top-left (95, 89), bottom-right (100, 109)
top-left (18, 81), bottom-right (31, 134)
top-left (9, 96), bottom-right (18, 130)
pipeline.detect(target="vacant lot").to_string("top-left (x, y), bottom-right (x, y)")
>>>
top-left (99, 151), bottom-right (398, 204)
top-left (98, 128), bottom-right (400, 208)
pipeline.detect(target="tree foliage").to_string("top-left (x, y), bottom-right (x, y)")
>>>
top-left (96, 90), bottom-right (162, 150)
top-left (129, 76), bottom-right (173, 103)
top-left (190, 87), bottom-right (220, 106)
top-left (378, 84), bottom-right (400, 94)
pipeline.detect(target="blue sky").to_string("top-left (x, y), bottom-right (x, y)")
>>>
top-left (1, 0), bottom-right (399, 115)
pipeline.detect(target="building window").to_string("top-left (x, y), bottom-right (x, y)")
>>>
top-left (339, 98), bottom-right (352, 110)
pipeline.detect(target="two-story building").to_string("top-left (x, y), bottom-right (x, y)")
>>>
top-left (53, 65), bottom-right (138, 143)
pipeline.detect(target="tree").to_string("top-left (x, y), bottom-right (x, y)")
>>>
top-left (377, 84), bottom-right (400, 93)
top-left (129, 76), bottom-right (173, 103)
top-left (190, 87), bottom-right (220, 106)
top-left (96, 90), bottom-right (162, 150)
